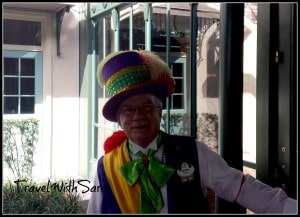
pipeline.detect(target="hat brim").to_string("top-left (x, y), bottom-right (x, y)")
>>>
top-left (102, 83), bottom-right (168, 122)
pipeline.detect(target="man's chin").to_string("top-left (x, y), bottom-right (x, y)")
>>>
top-left (130, 131), bottom-right (155, 144)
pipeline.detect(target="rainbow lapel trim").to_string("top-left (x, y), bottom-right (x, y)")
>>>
top-left (103, 140), bottom-right (140, 213)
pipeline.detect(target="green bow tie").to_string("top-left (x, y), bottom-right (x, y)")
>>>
top-left (120, 146), bottom-right (175, 213)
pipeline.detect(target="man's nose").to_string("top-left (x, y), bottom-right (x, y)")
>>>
top-left (132, 107), bottom-right (145, 117)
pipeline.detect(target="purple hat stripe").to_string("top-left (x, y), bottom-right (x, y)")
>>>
top-left (102, 51), bottom-right (142, 82)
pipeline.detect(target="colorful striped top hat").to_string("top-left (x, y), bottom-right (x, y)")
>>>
top-left (97, 50), bottom-right (175, 122)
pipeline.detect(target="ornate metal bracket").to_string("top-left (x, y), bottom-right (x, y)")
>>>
top-left (56, 5), bottom-right (70, 56)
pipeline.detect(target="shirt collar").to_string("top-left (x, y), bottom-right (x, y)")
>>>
top-left (129, 134), bottom-right (160, 155)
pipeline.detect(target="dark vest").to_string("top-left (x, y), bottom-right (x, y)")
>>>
top-left (97, 131), bottom-right (211, 213)
top-left (161, 131), bottom-right (211, 213)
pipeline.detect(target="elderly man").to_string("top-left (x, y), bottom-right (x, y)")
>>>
top-left (87, 50), bottom-right (297, 214)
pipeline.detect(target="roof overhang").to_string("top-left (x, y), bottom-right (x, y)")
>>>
top-left (2, 2), bottom-right (78, 13)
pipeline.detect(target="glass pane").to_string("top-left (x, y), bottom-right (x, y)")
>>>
top-left (21, 78), bottom-right (35, 95)
top-left (96, 15), bottom-right (115, 160)
top-left (4, 58), bottom-right (19, 75)
top-left (4, 77), bottom-right (18, 95)
top-left (21, 58), bottom-right (35, 76)
top-left (3, 19), bottom-right (41, 46)
top-left (120, 15), bottom-right (130, 50)
top-left (133, 12), bottom-right (145, 50)
top-left (20, 97), bottom-right (35, 114)
top-left (98, 17), bottom-right (113, 61)
top-left (172, 63), bottom-right (183, 77)
top-left (151, 6), bottom-right (183, 52)
top-left (174, 78), bottom-right (183, 93)
top-left (4, 97), bottom-right (18, 114)
top-left (117, 9), bottom-right (145, 50)
top-left (196, 3), bottom-right (220, 153)
top-left (243, 3), bottom-right (257, 180)
top-left (173, 95), bottom-right (183, 109)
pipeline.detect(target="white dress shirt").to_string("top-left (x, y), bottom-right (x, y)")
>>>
top-left (87, 138), bottom-right (297, 214)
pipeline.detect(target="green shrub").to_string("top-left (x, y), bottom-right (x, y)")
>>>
top-left (161, 112), bottom-right (218, 139)
top-left (161, 112), bottom-right (218, 151)
top-left (3, 118), bottom-right (39, 180)
top-left (161, 113), bottom-right (190, 135)
top-left (197, 113), bottom-right (218, 151)
top-left (197, 113), bottom-right (218, 140)
top-left (3, 180), bottom-right (86, 214)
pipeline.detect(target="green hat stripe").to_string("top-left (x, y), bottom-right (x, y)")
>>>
top-left (108, 70), bottom-right (151, 96)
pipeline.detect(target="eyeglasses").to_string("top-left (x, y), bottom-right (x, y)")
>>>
top-left (118, 103), bottom-right (161, 116)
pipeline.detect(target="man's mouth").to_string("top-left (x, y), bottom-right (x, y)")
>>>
top-left (131, 124), bottom-right (148, 129)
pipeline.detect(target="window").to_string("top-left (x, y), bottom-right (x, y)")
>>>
top-left (119, 11), bottom-right (145, 51)
top-left (4, 57), bottom-right (36, 114)
top-left (3, 19), bottom-right (41, 46)
top-left (171, 62), bottom-right (184, 109)
top-left (3, 17), bottom-right (43, 115)
top-left (161, 62), bottom-right (185, 110)
top-left (3, 51), bottom-right (42, 115)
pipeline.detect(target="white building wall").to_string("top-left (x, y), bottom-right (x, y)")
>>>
top-left (50, 11), bottom-right (80, 179)
top-left (196, 19), bottom-right (257, 164)
top-left (3, 7), bottom-right (80, 182)
top-left (3, 9), bottom-right (53, 182)
top-left (243, 27), bottom-right (257, 164)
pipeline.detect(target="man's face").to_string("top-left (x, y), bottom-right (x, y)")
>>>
top-left (117, 93), bottom-right (162, 148)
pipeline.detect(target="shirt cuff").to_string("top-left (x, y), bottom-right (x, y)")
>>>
top-left (283, 197), bottom-right (297, 214)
